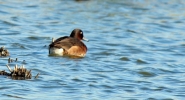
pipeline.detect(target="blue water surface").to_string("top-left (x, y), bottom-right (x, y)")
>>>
top-left (0, 0), bottom-right (185, 99)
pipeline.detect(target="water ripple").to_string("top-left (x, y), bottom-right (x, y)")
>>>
top-left (0, 0), bottom-right (185, 100)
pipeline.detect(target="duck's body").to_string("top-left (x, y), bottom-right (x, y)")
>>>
top-left (49, 29), bottom-right (87, 57)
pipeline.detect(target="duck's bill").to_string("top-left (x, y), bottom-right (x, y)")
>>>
top-left (83, 37), bottom-right (89, 42)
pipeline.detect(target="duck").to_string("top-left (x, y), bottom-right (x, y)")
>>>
top-left (49, 29), bottom-right (88, 57)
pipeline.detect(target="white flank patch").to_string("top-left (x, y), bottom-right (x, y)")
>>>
top-left (49, 48), bottom-right (64, 56)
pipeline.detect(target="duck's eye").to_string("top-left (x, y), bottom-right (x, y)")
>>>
top-left (80, 32), bottom-right (83, 34)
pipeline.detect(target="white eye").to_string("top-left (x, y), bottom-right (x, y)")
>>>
top-left (80, 32), bottom-right (83, 34)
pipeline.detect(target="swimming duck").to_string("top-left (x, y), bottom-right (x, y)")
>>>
top-left (49, 29), bottom-right (88, 57)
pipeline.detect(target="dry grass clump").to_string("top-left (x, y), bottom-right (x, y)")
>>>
top-left (0, 58), bottom-right (39, 80)
top-left (0, 46), bottom-right (9, 57)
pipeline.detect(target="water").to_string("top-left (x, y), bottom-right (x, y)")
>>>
top-left (0, 0), bottom-right (185, 99)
